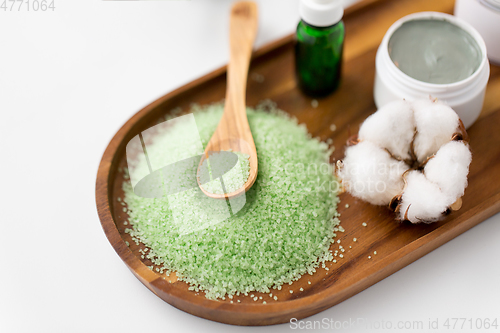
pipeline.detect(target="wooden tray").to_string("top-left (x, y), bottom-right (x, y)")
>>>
top-left (96, 0), bottom-right (500, 326)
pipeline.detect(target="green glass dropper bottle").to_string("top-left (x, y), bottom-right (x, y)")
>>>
top-left (295, 0), bottom-right (345, 97)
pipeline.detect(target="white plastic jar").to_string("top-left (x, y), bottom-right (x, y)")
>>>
top-left (455, 0), bottom-right (500, 64)
top-left (374, 12), bottom-right (490, 128)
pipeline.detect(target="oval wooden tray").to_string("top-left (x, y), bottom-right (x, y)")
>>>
top-left (96, 0), bottom-right (500, 326)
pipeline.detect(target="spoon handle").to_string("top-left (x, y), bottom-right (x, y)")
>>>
top-left (221, 2), bottom-right (258, 140)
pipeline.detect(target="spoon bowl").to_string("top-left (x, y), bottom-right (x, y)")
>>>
top-left (199, 137), bottom-right (258, 199)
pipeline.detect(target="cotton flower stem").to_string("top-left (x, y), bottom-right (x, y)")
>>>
top-left (346, 134), bottom-right (359, 146)
top-left (418, 154), bottom-right (435, 170)
top-left (403, 204), bottom-right (411, 221)
top-left (408, 130), bottom-right (419, 168)
top-left (450, 197), bottom-right (463, 211)
top-left (453, 119), bottom-right (469, 142)
top-left (389, 194), bottom-right (402, 212)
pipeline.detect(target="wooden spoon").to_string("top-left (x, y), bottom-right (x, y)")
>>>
top-left (197, 1), bottom-right (258, 199)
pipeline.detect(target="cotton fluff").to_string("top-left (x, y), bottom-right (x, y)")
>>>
top-left (424, 141), bottom-right (472, 199)
top-left (412, 99), bottom-right (460, 162)
top-left (337, 141), bottom-right (408, 205)
top-left (358, 99), bottom-right (415, 161)
top-left (337, 97), bottom-right (471, 224)
top-left (398, 171), bottom-right (451, 223)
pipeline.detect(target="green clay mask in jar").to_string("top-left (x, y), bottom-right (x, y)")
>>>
top-left (388, 19), bottom-right (482, 84)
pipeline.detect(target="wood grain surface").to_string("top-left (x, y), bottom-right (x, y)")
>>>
top-left (96, 0), bottom-right (500, 326)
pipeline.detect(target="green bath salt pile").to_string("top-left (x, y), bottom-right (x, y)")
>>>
top-left (123, 102), bottom-right (340, 299)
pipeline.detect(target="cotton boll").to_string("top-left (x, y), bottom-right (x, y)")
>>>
top-left (412, 99), bottom-right (460, 162)
top-left (338, 141), bottom-right (409, 205)
top-left (339, 98), bottom-right (471, 223)
top-left (424, 141), bottom-right (471, 199)
top-left (358, 100), bottom-right (415, 160)
top-left (399, 171), bottom-right (452, 223)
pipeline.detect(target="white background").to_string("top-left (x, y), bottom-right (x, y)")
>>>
top-left (1, 0), bottom-right (499, 332)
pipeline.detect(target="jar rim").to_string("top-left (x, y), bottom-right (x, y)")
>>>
top-left (479, 0), bottom-right (500, 12)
